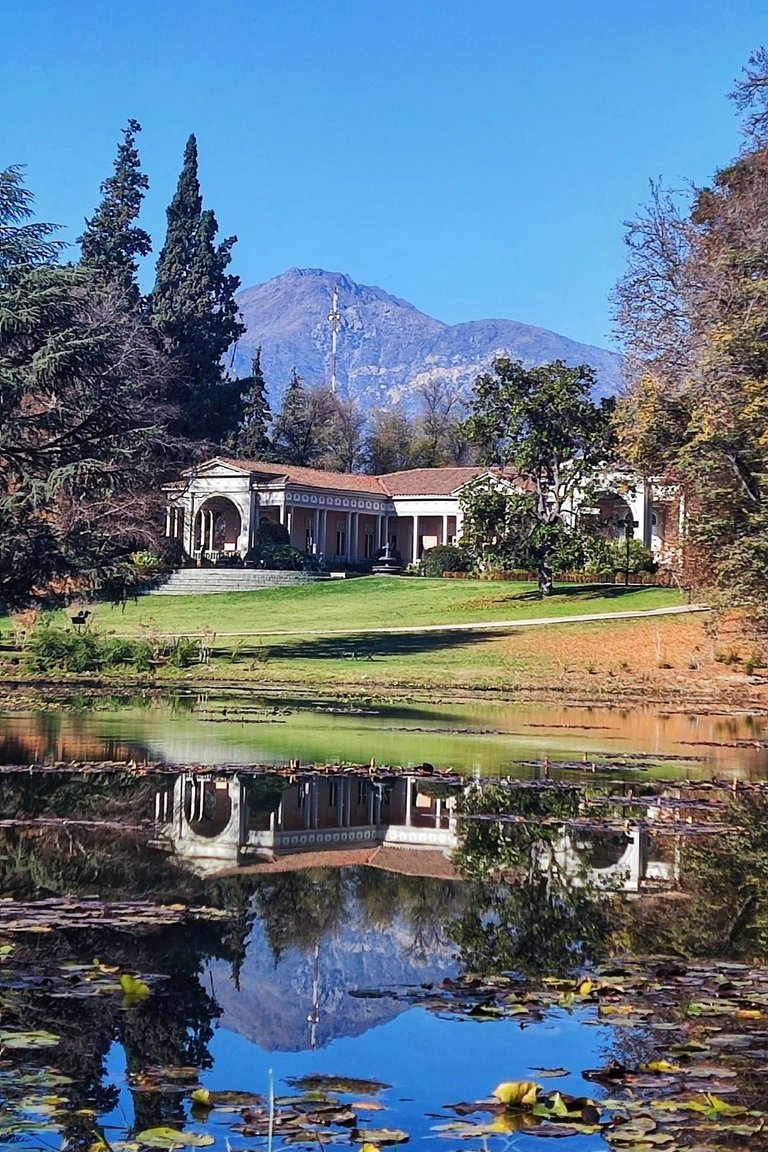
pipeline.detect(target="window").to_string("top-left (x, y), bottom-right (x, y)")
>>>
top-left (329, 780), bottom-right (341, 810)
top-left (357, 779), bottom-right (368, 806)
top-left (364, 531), bottom-right (375, 558)
top-left (335, 527), bottom-right (345, 555)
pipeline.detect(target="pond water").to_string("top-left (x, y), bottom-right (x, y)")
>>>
top-left (2, 692), bottom-right (768, 776)
top-left (0, 699), bottom-right (767, 1150)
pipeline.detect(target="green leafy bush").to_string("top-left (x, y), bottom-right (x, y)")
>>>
top-left (421, 545), bottom-right (471, 577)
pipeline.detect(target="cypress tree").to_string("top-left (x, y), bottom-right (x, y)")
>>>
top-left (226, 347), bottom-right (273, 459)
top-left (78, 119), bottom-right (151, 300)
top-left (151, 134), bottom-right (244, 443)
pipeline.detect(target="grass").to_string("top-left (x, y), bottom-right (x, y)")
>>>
top-left (0, 579), bottom-right (708, 699)
top-left (58, 577), bottom-right (686, 638)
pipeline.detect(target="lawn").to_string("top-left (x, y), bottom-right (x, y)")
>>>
top-left (60, 577), bottom-right (686, 637)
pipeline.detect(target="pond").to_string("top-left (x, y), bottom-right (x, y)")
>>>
top-left (2, 692), bottom-right (768, 776)
top-left (0, 700), bottom-right (767, 1150)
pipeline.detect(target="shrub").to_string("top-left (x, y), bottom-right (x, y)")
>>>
top-left (605, 539), bottom-right (658, 575)
top-left (421, 544), bottom-right (471, 577)
top-left (166, 636), bottom-right (198, 669)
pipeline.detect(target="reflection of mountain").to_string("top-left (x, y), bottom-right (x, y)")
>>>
top-left (206, 873), bottom-right (459, 1051)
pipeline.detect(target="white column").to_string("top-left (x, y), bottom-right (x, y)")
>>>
top-left (350, 512), bottom-right (359, 561)
top-left (367, 783), bottom-right (375, 826)
top-left (164, 507), bottom-right (171, 537)
top-left (187, 496), bottom-right (196, 555)
top-left (345, 511), bottom-right (352, 560)
top-left (442, 514), bottom-right (449, 545)
top-left (312, 509), bottom-right (319, 553)
top-left (319, 508), bottom-right (327, 558)
top-left (411, 516), bottom-right (419, 563)
top-left (207, 511), bottom-right (215, 551)
top-left (435, 798), bottom-right (443, 828)
top-left (378, 515), bottom-right (385, 549)
top-left (405, 777), bottom-right (413, 826)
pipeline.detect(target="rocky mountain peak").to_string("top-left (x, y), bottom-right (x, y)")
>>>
top-left (231, 268), bottom-right (621, 411)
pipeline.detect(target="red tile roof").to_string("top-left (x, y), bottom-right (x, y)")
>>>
top-left (378, 466), bottom-right (498, 496)
top-left (212, 458), bottom-right (515, 498)
top-left (217, 458), bottom-right (386, 495)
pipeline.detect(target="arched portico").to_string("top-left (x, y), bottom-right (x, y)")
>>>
top-left (194, 496), bottom-right (243, 557)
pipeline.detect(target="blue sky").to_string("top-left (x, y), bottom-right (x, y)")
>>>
top-left (3, 0), bottom-right (765, 349)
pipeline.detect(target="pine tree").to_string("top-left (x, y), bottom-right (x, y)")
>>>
top-left (226, 347), bottom-right (272, 459)
top-left (151, 134), bottom-right (244, 443)
top-left (78, 119), bottom-right (151, 300)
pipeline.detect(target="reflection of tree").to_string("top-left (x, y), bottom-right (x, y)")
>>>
top-left (252, 869), bottom-right (347, 964)
top-left (451, 782), bottom-right (614, 976)
top-left (450, 877), bottom-right (612, 976)
top-left (5, 922), bottom-right (226, 1150)
top-left (355, 869), bottom-right (465, 960)
top-left (625, 793), bottom-right (768, 961)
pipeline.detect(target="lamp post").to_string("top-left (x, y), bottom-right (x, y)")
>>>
top-left (619, 511), bottom-right (639, 586)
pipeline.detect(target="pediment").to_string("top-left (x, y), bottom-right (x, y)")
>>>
top-left (453, 469), bottom-right (520, 495)
top-left (183, 457), bottom-right (255, 480)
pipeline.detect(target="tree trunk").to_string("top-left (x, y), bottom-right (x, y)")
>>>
top-left (538, 557), bottom-right (553, 598)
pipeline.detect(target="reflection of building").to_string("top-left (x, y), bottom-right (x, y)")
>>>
top-left (156, 772), bottom-right (458, 873)
top-left (156, 771), bottom-right (673, 891)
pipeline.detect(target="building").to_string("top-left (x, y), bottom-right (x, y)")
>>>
top-left (165, 457), bottom-right (679, 567)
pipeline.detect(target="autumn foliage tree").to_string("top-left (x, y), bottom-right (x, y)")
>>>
top-left (614, 48), bottom-right (768, 614)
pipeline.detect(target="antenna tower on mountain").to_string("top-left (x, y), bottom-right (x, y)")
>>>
top-left (328, 285), bottom-right (341, 393)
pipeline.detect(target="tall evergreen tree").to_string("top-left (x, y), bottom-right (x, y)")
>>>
top-left (151, 134), bottom-right (244, 443)
top-left (78, 119), bottom-right (151, 300)
top-left (226, 347), bottom-right (272, 459)
top-left (0, 167), bottom-right (183, 603)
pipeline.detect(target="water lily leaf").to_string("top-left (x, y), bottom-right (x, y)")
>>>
top-left (120, 973), bottom-right (150, 1001)
top-left (356, 1129), bottom-right (409, 1145)
top-left (644, 1060), bottom-right (681, 1074)
top-left (135, 1128), bottom-right (214, 1149)
top-left (0, 1028), bottom-right (59, 1048)
top-left (530, 1066), bottom-right (570, 1077)
top-left (493, 1080), bottom-right (540, 1107)
top-left (704, 1093), bottom-right (746, 1116)
top-left (286, 1074), bottom-right (390, 1095)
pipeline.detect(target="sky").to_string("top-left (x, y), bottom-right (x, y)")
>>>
top-left (3, 0), bottom-right (766, 350)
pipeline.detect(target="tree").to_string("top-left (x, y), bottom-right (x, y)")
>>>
top-left (225, 347), bottom-right (272, 459)
top-left (0, 167), bottom-right (183, 603)
top-left (463, 358), bottom-right (615, 596)
top-left (78, 119), bottom-right (151, 301)
top-left (151, 134), bottom-right (244, 443)
top-left (364, 407), bottom-right (415, 473)
top-left (270, 372), bottom-right (361, 469)
top-left (614, 49), bottom-right (768, 616)
top-left (411, 377), bottom-right (473, 466)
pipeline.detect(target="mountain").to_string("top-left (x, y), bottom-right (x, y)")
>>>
top-left (231, 268), bottom-right (622, 412)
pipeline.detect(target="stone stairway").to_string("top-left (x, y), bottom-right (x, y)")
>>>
top-left (151, 568), bottom-right (327, 595)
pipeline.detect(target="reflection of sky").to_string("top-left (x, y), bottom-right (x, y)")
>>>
top-left (101, 1005), bottom-right (614, 1150)
top-left (206, 1008), bottom-right (611, 1149)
